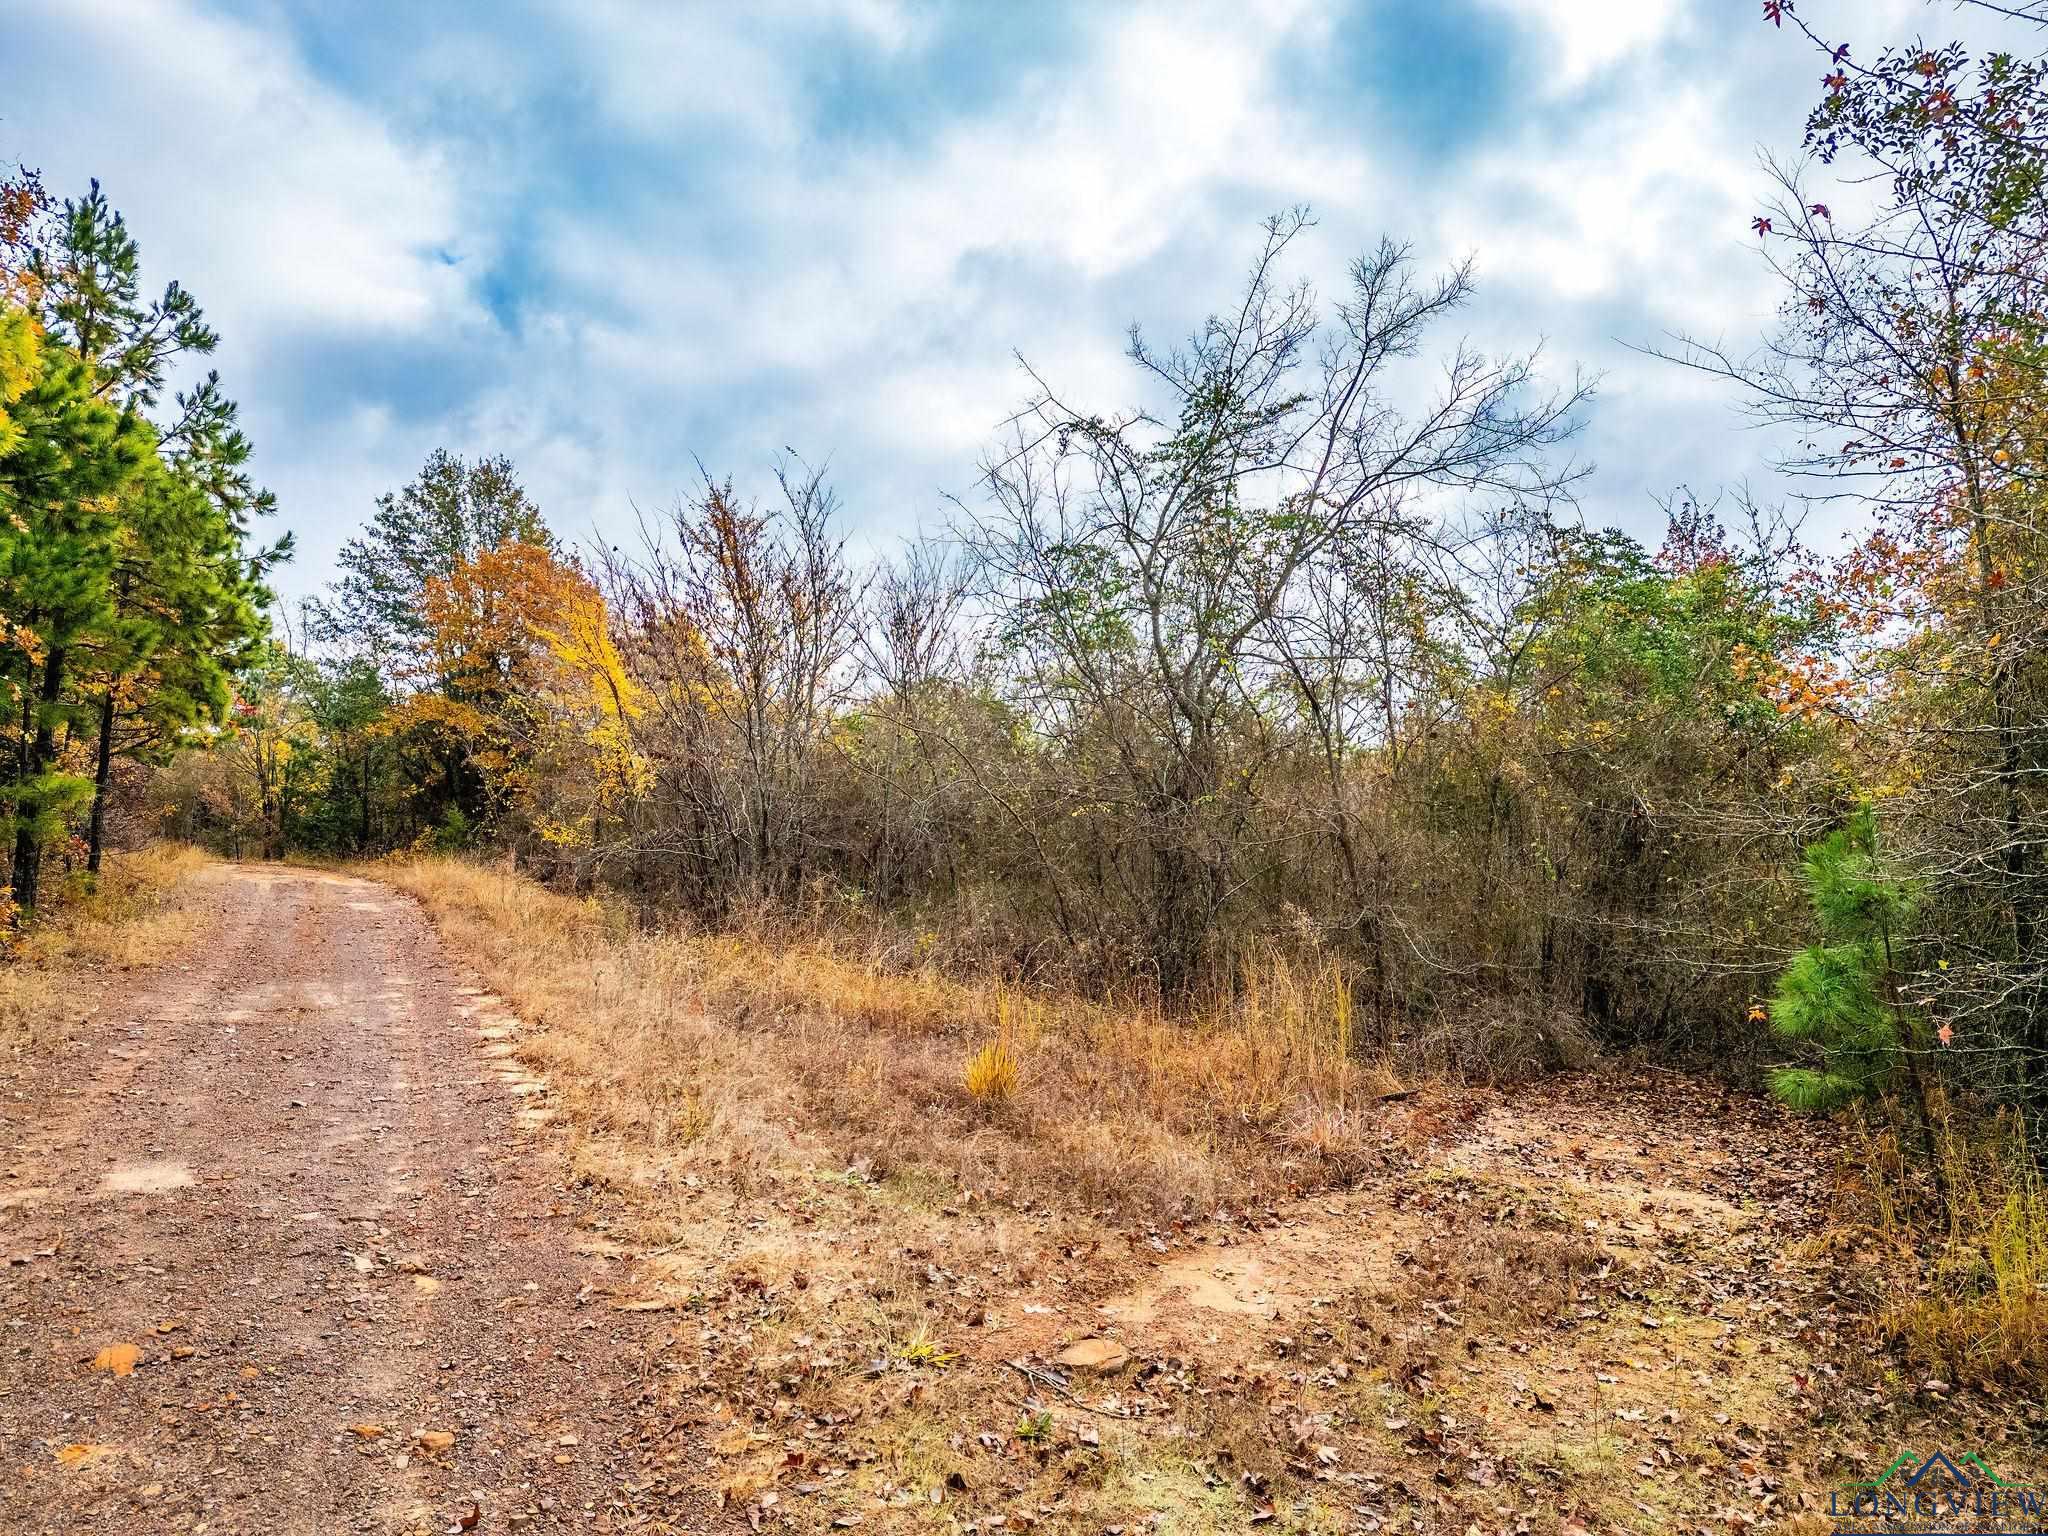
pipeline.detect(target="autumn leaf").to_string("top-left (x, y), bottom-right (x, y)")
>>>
top-left (91, 1343), bottom-right (141, 1377)
top-left (1752, 216), bottom-right (1774, 237)
top-left (55, 1443), bottom-right (116, 1468)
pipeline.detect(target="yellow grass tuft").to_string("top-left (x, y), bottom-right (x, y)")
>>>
top-left (1835, 1113), bottom-right (2048, 1389)
top-left (962, 1038), bottom-right (1019, 1104)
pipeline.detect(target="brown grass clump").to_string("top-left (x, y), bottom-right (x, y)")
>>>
top-left (375, 854), bottom-right (1409, 1219)
top-left (1836, 1115), bottom-right (2048, 1388)
top-left (0, 844), bottom-right (212, 1047)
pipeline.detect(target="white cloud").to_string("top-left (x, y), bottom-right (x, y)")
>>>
top-left (11, 0), bottom-right (472, 344)
top-left (10, 0), bottom-right (2003, 593)
top-left (1476, 0), bottom-right (1683, 93)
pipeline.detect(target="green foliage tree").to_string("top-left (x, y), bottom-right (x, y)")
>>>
top-left (296, 658), bottom-right (393, 853)
top-left (81, 458), bottom-right (269, 870)
top-left (1452, 511), bottom-right (1826, 1045)
top-left (28, 179), bottom-right (214, 410)
top-left (0, 177), bottom-right (281, 905)
top-left (1768, 807), bottom-right (1923, 1111)
top-left (17, 181), bottom-right (284, 863)
top-left (317, 450), bottom-right (549, 677)
top-left (0, 337), bottom-right (154, 911)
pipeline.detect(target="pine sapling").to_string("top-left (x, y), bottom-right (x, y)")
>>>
top-left (1767, 806), bottom-right (1949, 1221)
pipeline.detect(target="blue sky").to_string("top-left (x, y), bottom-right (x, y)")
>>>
top-left (0, 0), bottom-right (1984, 601)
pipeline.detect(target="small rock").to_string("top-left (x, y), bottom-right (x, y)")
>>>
top-left (1054, 1338), bottom-right (1130, 1372)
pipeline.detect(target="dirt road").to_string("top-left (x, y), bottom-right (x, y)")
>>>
top-left (0, 865), bottom-right (707, 1535)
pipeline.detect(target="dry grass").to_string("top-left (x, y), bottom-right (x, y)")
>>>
top-left (0, 844), bottom-right (213, 1047)
top-left (962, 1038), bottom-right (1019, 1104)
top-left (1840, 1114), bottom-right (2048, 1388)
top-left (376, 854), bottom-right (1405, 1220)
top-left (378, 855), bottom-right (1939, 1530)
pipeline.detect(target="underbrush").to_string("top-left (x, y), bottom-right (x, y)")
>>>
top-left (0, 844), bottom-right (212, 1047)
top-left (1832, 1111), bottom-right (2048, 1390)
top-left (377, 854), bottom-right (1414, 1219)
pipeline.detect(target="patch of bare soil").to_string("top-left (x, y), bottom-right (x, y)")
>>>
top-left (0, 865), bottom-right (727, 1535)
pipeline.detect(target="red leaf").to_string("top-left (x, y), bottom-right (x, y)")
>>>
top-left (1752, 216), bottom-right (1774, 237)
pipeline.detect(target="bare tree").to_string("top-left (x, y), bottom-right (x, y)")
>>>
top-left (602, 459), bottom-right (861, 912)
top-left (964, 211), bottom-right (1590, 995)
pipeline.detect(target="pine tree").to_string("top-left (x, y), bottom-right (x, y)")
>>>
top-left (0, 337), bottom-right (153, 912)
top-left (79, 460), bottom-right (268, 870)
top-left (28, 180), bottom-right (213, 410)
top-left (23, 181), bottom-right (285, 871)
top-left (1769, 807), bottom-right (1921, 1110)
top-left (1768, 806), bottom-right (1951, 1214)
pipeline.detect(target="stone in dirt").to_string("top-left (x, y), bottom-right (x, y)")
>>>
top-left (100, 1162), bottom-right (194, 1195)
top-left (1055, 1337), bottom-right (1130, 1371)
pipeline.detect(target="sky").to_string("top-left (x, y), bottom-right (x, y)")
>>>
top-left (0, 0), bottom-right (1997, 603)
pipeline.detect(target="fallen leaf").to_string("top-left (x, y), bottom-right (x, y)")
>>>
top-left (348, 1424), bottom-right (386, 1439)
top-left (55, 1443), bottom-right (116, 1468)
top-left (416, 1429), bottom-right (457, 1454)
top-left (91, 1343), bottom-right (141, 1377)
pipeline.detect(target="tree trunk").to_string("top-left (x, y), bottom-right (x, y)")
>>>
top-left (86, 690), bottom-right (115, 875)
top-left (10, 647), bottom-right (66, 916)
top-left (359, 745), bottom-right (373, 850)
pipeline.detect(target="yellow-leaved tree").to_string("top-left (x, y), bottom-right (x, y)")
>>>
top-left (410, 539), bottom-right (649, 863)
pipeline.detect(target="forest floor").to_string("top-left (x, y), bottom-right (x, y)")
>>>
top-left (1, 860), bottom-right (2037, 1535)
